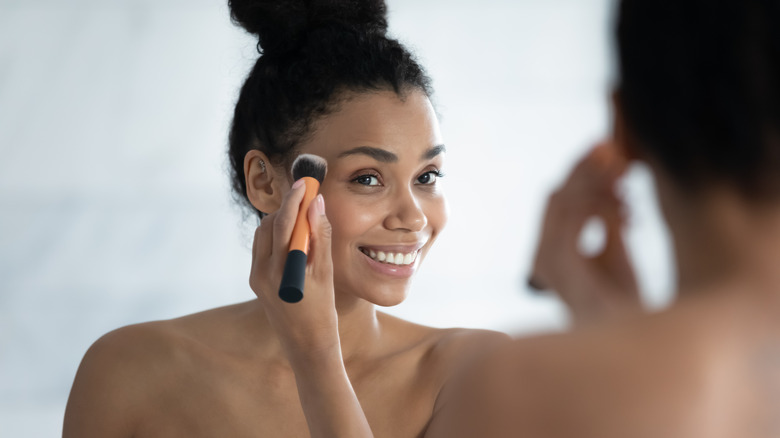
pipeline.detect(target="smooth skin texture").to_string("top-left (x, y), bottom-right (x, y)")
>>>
top-left (63, 89), bottom-right (509, 438)
top-left (425, 100), bottom-right (780, 438)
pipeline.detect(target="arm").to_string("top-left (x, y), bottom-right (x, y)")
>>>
top-left (288, 347), bottom-right (372, 438)
top-left (249, 182), bottom-right (373, 438)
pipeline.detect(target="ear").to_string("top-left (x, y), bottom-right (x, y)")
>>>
top-left (243, 150), bottom-right (288, 214)
top-left (610, 88), bottom-right (643, 162)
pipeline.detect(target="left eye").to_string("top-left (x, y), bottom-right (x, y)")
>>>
top-left (354, 174), bottom-right (381, 186)
top-left (416, 171), bottom-right (442, 185)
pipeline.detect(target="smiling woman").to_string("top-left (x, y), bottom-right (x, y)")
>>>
top-left (61, 0), bottom-right (507, 437)
top-left (290, 90), bottom-right (448, 306)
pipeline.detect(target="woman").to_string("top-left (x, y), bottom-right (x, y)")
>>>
top-left (62, 1), bottom-right (508, 436)
top-left (426, 0), bottom-right (780, 436)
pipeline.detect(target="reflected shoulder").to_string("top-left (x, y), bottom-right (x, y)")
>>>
top-left (426, 311), bottom-right (720, 438)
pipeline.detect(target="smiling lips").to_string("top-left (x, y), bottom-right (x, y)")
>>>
top-left (359, 247), bottom-right (421, 266)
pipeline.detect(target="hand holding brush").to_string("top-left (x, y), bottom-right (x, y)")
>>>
top-left (279, 154), bottom-right (328, 303)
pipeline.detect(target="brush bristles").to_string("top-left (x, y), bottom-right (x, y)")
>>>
top-left (291, 154), bottom-right (327, 183)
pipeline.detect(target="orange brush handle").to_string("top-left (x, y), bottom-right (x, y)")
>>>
top-left (289, 176), bottom-right (320, 254)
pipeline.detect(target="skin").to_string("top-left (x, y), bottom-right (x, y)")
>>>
top-left (425, 96), bottom-right (780, 438)
top-left (529, 138), bottom-right (642, 326)
top-left (63, 89), bottom-right (508, 438)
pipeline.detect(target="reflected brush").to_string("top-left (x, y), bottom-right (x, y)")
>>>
top-left (278, 154), bottom-right (328, 303)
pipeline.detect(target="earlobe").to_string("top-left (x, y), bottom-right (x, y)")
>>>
top-left (243, 150), bottom-right (284, 214)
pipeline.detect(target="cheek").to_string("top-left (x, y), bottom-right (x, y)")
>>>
top-left (322, 194), bottom-right (377, 245)
top-left (426, 195), bottom-right (448, 238)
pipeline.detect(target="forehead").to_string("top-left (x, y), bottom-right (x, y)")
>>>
top-left (297, 89), bottom-right (443, 162)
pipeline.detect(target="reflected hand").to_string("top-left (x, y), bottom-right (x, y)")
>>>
top-left (249, 180), bottom-right (338, 356)
top-left (530, 141), bottom-right (642, 326)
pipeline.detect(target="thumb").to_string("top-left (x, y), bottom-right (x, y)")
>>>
top-left (307, 194), bottom-right (333, 279)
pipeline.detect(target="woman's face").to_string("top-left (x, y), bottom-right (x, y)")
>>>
top-left (295, 89), bottom-right (447, 306)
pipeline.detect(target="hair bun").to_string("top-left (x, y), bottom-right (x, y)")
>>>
top-left (229, 0), bottom-right (388, 55)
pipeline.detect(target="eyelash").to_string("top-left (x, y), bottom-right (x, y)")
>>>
top-left (351, 170), bottom-right (445, 187)
top-left (416, 170), bottom-right (445, 185)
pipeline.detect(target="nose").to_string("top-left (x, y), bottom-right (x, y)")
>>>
top-left (383, 188), bottom-right (427, 232)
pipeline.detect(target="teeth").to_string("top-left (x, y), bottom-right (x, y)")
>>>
top-left (361, 248), bottom-right (418, 266)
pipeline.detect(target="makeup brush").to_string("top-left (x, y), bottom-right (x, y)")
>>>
top-left (278, 154), bottom-right (328, 303)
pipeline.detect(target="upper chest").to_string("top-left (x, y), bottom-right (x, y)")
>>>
top-left (135, 345), bottom-right (444, 438)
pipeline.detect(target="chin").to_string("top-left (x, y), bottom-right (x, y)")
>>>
top-left (346, 282), bottom-right (411, 307)
top-left (368, 290), bottom-right (409, 307)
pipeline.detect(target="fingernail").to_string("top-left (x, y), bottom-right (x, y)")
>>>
top-left (292, 179), bottom-right (305, 190)
top-left (315, 194), bottom-right (325, 215)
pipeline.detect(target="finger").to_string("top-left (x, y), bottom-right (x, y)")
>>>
top-left (554, 165), bottom-right (624, 248)
top-left (530, 191), bottom-right (596, 291)
top-left (561, 144), bottom-right (606, 191)
top-left (533, 189), bottom-right (591, 263)
top-left (588, 196), bottom-right (640, 304)
top-left (600, 138), bottom-right (631, 177)
top-left (531, 142), bottom-right (627, 293)
top-left (272, 180), bottom-right (307, 258)
top-left (536, 193), bottom-right (621, 294)
top-left (598, 212), bottom-right (639, 295)
top-left (558, 196), bottom-right (610, 254)
top-left (562, 141), bottom-right (629, 196)
top-left (307, 194), bottom-right (333, 280)
top-left (588, 191), bottom-right (628, 263)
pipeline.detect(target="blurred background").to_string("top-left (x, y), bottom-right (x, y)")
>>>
top-left (0, 0), bottom-right (674, 435)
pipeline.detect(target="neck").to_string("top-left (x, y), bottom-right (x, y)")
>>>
top-left (332, 292), bottom-right (382, 363)
top-left (656, 174), bottom-right (780, 301)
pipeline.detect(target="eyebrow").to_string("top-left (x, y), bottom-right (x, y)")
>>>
top-left (423, 144), bottom-right (446, 160)
top-left (337, 144), bottom-right (446, 162)
top-left (338, 146), bottom-right (397, 162)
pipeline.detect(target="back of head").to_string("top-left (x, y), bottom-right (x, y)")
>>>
top-left (616, 0), bottom-right (780, 199)
top-left (227, 0), bottom-right (432, 218)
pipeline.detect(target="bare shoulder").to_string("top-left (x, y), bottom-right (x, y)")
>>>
top-left (377, 311), bottom-right (510, 361)
top-left (426, 309), bottom-right (721, 438)
top-left (424, 326), bottom-right (512, 378)
top-left (376, 313), bottom-right (511, 415)
top-left (63, 320), bottom-right (181, 437)
top-left (426, 326), bottom-right (512, 405)
top-left (76, 300), bottom-right (257, 371)
top-left (432, 326), bottom-right (511, 355)
top-left (63, 301), bottom-right (259, 437)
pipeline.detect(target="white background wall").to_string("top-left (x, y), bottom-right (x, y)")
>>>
top-left (0, 0), bottom-right (674, 435)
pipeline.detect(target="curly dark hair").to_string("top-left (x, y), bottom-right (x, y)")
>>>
top-left (227, 0), bottom-right (433, 218)
top-left (617, 0), bottom-right (780, 199)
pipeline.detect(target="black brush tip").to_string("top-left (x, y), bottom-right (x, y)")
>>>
top-left (291, 154), bottom-right (327, 183)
